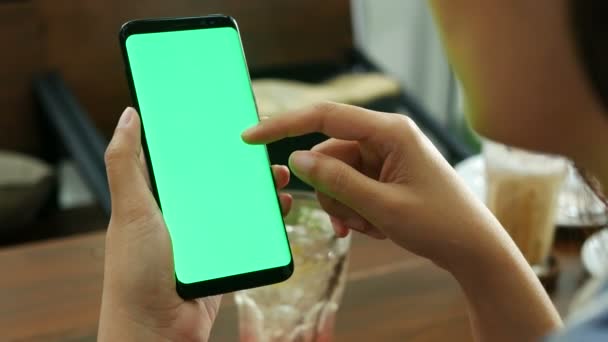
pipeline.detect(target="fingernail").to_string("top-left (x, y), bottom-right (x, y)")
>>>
top-left (118, 107), bottom-right (134, 128)
top-left (330, 217), bottom-right (348, 236)
top-left (242, 124), bottom-right (260, 138)
top-left (344, 218), bottom-right (365, 231)
top-left (289, 151), bottom-right (315, 174)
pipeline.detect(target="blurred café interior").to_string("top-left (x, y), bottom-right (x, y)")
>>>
top-left (1, 1), bottom-right (607, 341)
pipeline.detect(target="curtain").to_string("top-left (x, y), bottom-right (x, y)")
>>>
top-left (351, 0), bottom-right (461, 128)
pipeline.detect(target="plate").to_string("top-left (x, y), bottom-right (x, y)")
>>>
top-left (581, 228), bottom-right (608, 278)
top-left (455, 155), bottom-right (608, 227)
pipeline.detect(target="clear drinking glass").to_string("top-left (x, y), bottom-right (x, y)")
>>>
top-left (235, 191), bottom-right (351, 342)
top-left (483, 140), bottom-right (567, 273)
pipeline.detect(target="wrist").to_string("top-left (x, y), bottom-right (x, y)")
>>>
top-left (98, 298), bottom-right (206, 342)
top-left (98, 293), bottom-right (213, 342)
top-left (438, 217), bottom-right (563, 339)
top-left (98, 309), bottom-right (172, 342)
top-left (437, 213), bottom-right (522, 283)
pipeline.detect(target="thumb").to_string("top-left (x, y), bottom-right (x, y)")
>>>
top-left (289, 150), bottom-right (386, 222)
top-left (105, 107), bottom-right (153, 218)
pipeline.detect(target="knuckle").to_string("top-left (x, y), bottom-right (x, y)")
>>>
top-left (104, 143), bottom-right (123, 165)
top-left (388, 114), bottom-right (420, 140)
top-left (311, 138), bottom-right (335, 153)
top-left (312, 101), bottom-right (340, 114)
top-left (311, 141), bottom-right (326, 152)
top-left (311, 102), bottom-right (341, 133)
top-left (311, 144), bottom-right (322, 152)
top-left (104, 143), bottom-right (126, 168)
top-left (391, 114), bottom-right (416, 130)
top-left (111, 196), bottom-right (158, 226)
top-left (326, 164), bottom-right (350, 194)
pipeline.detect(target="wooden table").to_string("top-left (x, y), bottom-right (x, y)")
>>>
top-left (0, 230), bottom-right (586, 342)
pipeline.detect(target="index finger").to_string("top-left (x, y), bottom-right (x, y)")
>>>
top-left (242, 102), bottom-right (389, 144)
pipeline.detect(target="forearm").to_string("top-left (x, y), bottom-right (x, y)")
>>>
top-left (98, 291), bottom-right (214, 342)
top-left (445, 220), bottom-right (562, 342)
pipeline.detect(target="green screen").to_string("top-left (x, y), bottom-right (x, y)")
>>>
top-left (125, 26), bottom-right (291, 284)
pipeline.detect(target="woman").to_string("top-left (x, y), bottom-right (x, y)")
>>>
top-left (98, 0), bottom-right (608, 341)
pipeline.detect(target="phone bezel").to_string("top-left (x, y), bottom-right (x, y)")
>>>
top-left (118, 15), bottom-right (293, 300)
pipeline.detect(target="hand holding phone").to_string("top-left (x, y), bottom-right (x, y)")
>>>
top-left (99, 106), bottom-right (292, 341)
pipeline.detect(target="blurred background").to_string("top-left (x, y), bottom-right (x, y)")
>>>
top-left (3, 2), bottom-right (608, 342)
top-left (0, 0), bottom-right (476, 247)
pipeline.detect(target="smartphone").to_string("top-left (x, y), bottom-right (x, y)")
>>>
top-left (119, 15), bottom-right (293, 299)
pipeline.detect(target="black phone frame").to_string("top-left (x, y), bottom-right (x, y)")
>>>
top-left (119, 15), bottom-right (294, 300)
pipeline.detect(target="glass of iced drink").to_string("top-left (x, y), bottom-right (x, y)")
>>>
top-left (235, 191), bottom-right (351, 342)
top-left (483, 140), bottom-right (567, 274)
